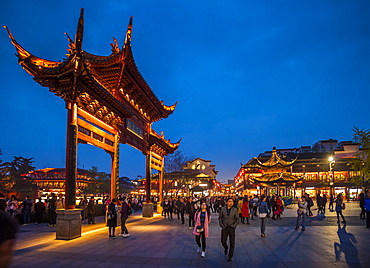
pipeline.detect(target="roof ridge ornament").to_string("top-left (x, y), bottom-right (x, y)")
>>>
top-left (111, 37), bottom-right (119, 54)
top-left (75, 8), bottom-right (84, 54)
top-left (124, 16), bottom-right (133, 46)
top-left (3, 25), bottom-right (31, 59)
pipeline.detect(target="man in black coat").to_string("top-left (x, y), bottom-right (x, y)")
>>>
top-left (34, 198), bottom-right (45, 225)
top-left (218, 198), bottom-right (240, 262)
top-left (87, 196), bottom-right (96, 224)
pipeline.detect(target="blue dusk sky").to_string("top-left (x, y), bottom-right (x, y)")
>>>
top-left (1, 1), bottom-right (370, 183)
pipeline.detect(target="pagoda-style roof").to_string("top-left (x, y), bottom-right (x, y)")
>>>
top-left (4, 8), bottom-right (176, 123)
top-left (255, 148), bottom-right (296, 168)
top-left (251, 172), bottom-right (303, 184)
top-left (242, 158), bottom-right (262, 169)
top-left (149, 129), bottom-right (181, 156)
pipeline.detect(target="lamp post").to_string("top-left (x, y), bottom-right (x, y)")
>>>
top-left (329, 156), bottom-right (335, 195)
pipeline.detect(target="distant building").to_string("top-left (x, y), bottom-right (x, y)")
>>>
top-left (133, 158), bottom-right (223, 196)
top-left (235, 139), bottom-right (365, 199)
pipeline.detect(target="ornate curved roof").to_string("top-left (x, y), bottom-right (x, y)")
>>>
top-left (255, 148), bottom-right (297, 168)
top-left (251, 172), bottom-right (303, 184)
top-left (149, 129), bottom-right (181, 155)
top-left (4, 9), bottom-right (176, 123)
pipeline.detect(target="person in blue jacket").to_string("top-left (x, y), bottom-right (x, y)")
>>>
top-left (258, 195), bottom-right (269, 237)
top-left (364, 191), bottom-right (370, 228)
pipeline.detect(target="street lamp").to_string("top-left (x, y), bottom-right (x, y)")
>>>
top-left (328, 156), bottom-right (335, 195)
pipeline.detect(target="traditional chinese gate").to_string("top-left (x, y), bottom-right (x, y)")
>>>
top-left (5, 9), bottom-right (179, 238)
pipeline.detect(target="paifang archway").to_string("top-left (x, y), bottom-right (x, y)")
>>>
top-left (5, 9), bottom-right (179, 213)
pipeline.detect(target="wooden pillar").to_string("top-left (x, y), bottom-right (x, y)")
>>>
top-left (110, 133), bottom-right (120, 200)
top-left (159, 158), bottom-right (164, 204)
top-left (65, 101), bottom-right (78, 209)
top-left (145, 152), bottom-right (151, 203)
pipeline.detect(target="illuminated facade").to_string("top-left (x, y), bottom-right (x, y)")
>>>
top-left (235, 141), bottom-right (364, 198)
top-left (25, 168), bottom-right (93, 195)
top-left (134, 158), bottom-right (222, 196)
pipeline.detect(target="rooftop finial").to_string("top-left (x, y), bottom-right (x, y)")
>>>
top-left (124, 16), bottom-right (133, 45)
top-left (75, 8), bottom-right (84, 53)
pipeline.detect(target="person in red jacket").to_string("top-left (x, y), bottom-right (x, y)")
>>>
top-left (241, 196), bottom-right (250, 224)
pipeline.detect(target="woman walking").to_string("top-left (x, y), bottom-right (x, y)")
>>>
top-left (276, 196), bottom-right (283, 219)
top-left (295, 196), bottom-right (307, 231)
top-left (193, 202), bottom-right (211, 258)
top-left (107, 198), bottom-right (118, 237)
top-left (119, 197), bottom-right (131, 237)
top-left (258, 195), bottom-right (269, 237)
top-left (6, 195), bottom-right (18, 218)
top-left (241, 196), bottom-right (250, 224)
top-left (335, 194), bottom-right (346, 224)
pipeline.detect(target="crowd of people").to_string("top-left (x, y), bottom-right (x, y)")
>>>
top-left (151, 191), bottom-right (370, 261)
top-left (1, 190), bottom-right (370, 263)
top-left (0, 192), bottom-right (64, 226)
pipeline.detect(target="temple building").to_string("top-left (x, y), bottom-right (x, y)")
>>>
top-left (235, 140), bottom-right (366, 199)
top-left (133, 158), bottom-right (222, 196)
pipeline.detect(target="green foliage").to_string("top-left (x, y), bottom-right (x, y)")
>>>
top-left (0, 155), bottom-right (37, 195)
top-left (350, 126), bottom-right (370, 186)
top-left (82, 166), bottom-right (111, 195)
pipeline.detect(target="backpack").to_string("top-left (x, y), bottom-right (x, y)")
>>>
top-left (308, 198), bottom-right (314, 207)
top-left (127, 205), bottom-right (132, 215)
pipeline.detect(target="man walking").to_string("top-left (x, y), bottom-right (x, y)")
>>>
top-left (218, 197), bottom-right (240, 262)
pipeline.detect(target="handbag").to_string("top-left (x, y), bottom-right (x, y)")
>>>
top-left (259, 213), bottom-right (267, 218)
top-left (273, 210), bottom-right (279, 215)
top-left (196, 226), bottom-right (204, 233)
top-left (342, 203), bottom-right (346, 210)
top-left (107, 211), bottom-right (114, 220)
top-left (297, 210), bottom-right (303, 215)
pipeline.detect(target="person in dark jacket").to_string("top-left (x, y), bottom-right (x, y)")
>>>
top-left (317, 193), bottom-right (324, 215)
top-left (335, 194), bottom-right (346, 224)
top-left (270, 196), bottom-right (278, 220)
top-left (258, 195), bottom-right (269, 237)
top-left (305, 194), bottom-right (313, 217)
top-left (178, 197), bottom-right (186, 226)
top-left (19, 196), bottom-right (33, 225)
top-left (186, 197), bottom-right (196, 229)
top-left (322, 194), bottom-right (327, 215)
top-left (34, 198), bottom-right (45, 225)
top-left (87, 196), bottom-right (96, 224)
top-left (0, 211), bottom-right (18, 268)
top-left (119, 197), bottom-right (131, 237)
top-left (359, 192), bottom-right (366, 220)
top-left (47, 193), bottom-right (57, 226)
top-left (218, 198), bottom-right (240, 262)
top-left (162, 197), bottom-right (172, 219)
top-left (0, 193), bottom-right (6, 211)
top-left (107, 199), bottom-right (118, 237)
top-left (364, 192), bottom-right (370, 228)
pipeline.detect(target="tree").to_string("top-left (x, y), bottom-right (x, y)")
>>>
top-left (350, 126), bottom-right (370, 187)
top-left (84, 166), bottom-right (111, 195)
top-left (0, 156), bottom-right (36, 196)
top-left (164, 150), bottom-right (193, 173)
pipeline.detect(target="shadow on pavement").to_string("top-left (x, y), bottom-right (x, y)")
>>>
top-left (334, 223), bottom-right (361, 268)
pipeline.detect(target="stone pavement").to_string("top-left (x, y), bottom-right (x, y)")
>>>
top-left (9, 202), bottom-right (370, 268)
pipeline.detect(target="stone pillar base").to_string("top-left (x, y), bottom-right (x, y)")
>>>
top-left (56, 209), bottom-right (82, 240)
top-left (142, 203), bottom-right (153, 217)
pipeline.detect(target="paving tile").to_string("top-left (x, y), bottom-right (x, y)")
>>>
top-left (8, 207), bottom-right (370, 268)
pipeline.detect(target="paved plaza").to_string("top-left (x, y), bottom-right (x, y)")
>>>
top-left (9, 202), bottom-right (370, 268)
